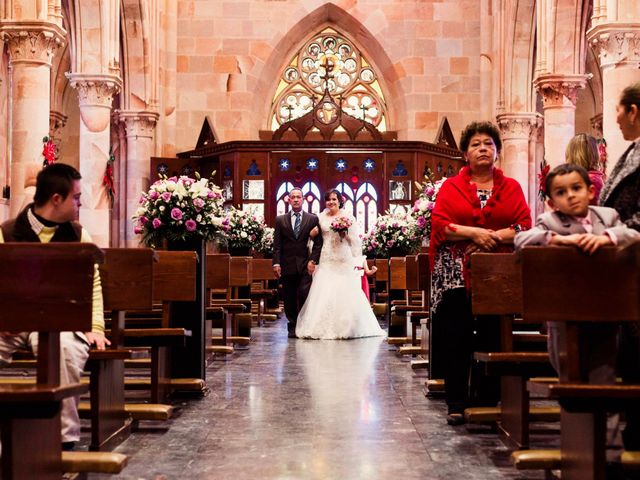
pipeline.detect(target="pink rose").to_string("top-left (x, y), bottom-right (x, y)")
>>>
top-left (161, 192), bottom-right (172, 202)
top-left (149, 191), bottom-right (159, 200)
top-left (134, 226), bottom-right (143, 234)
top-left (171, 208), bottom-right (183, 220)
top-left (185, 219), bottom-right (197, 232)
top-left (193, 198), bottom-right (205, 211)
top-left (152, 218), bottom-right (162, 229)
top-left (140, 216), bottom-right (149, 225)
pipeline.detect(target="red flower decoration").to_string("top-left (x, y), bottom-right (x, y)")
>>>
top-left (103, 153), bottom-right (116, 207)
top-left (42, 136), bottom-right (57, 167)
top-left (537, 160), bottom-right (550, 202)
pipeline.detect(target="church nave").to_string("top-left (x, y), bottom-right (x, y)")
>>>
top-left (95, 318), bottom-right (546, 480)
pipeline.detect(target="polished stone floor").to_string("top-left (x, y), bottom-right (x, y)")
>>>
top-left (91, 318), bottom-right (549, 480)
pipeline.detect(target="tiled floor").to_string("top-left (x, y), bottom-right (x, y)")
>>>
top-left (91, 318), bottom-right (549, 479)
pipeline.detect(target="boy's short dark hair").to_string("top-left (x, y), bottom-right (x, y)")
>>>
top-left (459, 121), bottom-right (502, 153)
top-left (544, 163), bottom-right (591, 198)
top-left (33, 163), bottom-right (82, 207)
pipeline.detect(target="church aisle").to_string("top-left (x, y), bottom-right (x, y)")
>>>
top-left (97, 319), bottom-right (544, 479)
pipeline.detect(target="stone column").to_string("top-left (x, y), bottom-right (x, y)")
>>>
top-left (588, 25), bottom-right (640, 171)
top-left (496, 112), bottom-right (539, 201)
top-left (116, 110), bottom-right (159, 247)
top-left (0, 21), bottom-right (65, 216)
top-left (530, 116), bottom-right (545, 216)
top-left (49, 110), bottom-right (68, 145)
top-left (590, 113), bottom-right (604, 138)
top-left (533, 74), bottom-right (589, 168)
top-left (67, 73), bottom-right (121, 247)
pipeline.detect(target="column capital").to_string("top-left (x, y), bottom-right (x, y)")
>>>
top-left (49, 110), bottom-right (68, 148)
top-left (0, 21), bottom-right (66, 66)
top-left (496, 113), bottom-right (542, 140)
top-left (66, 73), bottom-right (122, 109)
top-left (533, 74), bottom-right (589, 108)
top-left (50, 110), bottom-right (68, 134)
top-left (67, 73), bottom-right (122, 132)
top-left (114, 110), bottom-right (159, 139)
top-left (587, 24), bottom-right (640, 70)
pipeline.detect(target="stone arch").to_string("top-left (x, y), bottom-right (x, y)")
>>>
top-left (499, 0), bottom-right (537, 112)
top-left (62, 0), bottom-right (120, 74)
top-left (249, 3), bottom-right (407, 137)
top-left (120, 0), bottom-right (155, 110)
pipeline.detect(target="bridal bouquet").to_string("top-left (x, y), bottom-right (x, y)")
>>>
top-left (411, 170), bottom-right (447, 242)
top-left (330, 216), bottom-right (353, 240)
top-left (132, 174), bottom-right (225, 247)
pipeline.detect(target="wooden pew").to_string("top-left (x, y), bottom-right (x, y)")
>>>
top-left (392, 255), bottom-right (429, 355)
top-left (407, 254), bottom-right (430, 368)
top-left (387, 257), bottom-right (411, 340)
top-left (467, 253), bottom-right (556, 448)
top-left (0, 243), bottom-right (125, 478)
top-left (206, 253), bottom-right (245, 354)
top-left (228, 256), bottom-right (253, 341)
top-left (250, 258), bottom-right (278, 326)
top-left (121, 251), bottom-right (197, 401)
top-left (515, 244), bottom-right (640, 480)
top-left (84, 247), bottom-right (173, 450)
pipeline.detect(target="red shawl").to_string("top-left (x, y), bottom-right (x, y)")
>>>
top-left (428, 166), bottom-right (532, 279)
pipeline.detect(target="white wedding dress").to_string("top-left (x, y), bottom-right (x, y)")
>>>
top-left (296, 210), bottom-right (387, 340)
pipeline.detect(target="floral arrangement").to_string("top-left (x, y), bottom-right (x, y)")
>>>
top-left (42, 136), bottom-right (57, 167)
top-left (255, 226), bottom-right (274, 255)
top-left (221, 208), bottom-right (267, 252)
top-left (132, 174), bottom-right (225, 247)
top-left (103, 151), bottom-right (115, 207)
top-left (411, 170), bottom-right (446, 242)
top-left (330, 216), bottom-right (353, 240)
top-left (361, 210), bottom-right (421, 258)
top-left (537, 158), bottom-right (550, 202)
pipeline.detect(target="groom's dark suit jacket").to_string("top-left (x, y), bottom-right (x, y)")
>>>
top-left (272, 211), bottom-right (322, 275)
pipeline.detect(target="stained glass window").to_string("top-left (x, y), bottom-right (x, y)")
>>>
top-left (335, 182), bottom-right (377, 233)
top-left (270, 28), bottom-right (387, 131)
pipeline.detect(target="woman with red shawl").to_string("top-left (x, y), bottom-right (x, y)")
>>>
top-left (429, 122), bottom-right (532, 425)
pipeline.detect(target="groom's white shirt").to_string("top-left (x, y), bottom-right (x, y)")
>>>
top-left (290, 209), bottom-right (303, 229)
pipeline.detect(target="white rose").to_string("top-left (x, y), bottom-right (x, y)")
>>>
top-left (240, 231), bottom-right (248, 238)
top-left (166, 182), bottom-right (176, 192)
top-left (159, 206), bottom-right (165, 212)
top-left (136, 207), bottom-right (147, 216)
top-left (196, 214), bottom-right (202, 222)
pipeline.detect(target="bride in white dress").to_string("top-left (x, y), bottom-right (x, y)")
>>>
top-left (296, 189), bottom-right (387, 340)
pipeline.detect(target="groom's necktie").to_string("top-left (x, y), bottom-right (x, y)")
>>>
top-left (293, 212), bottom-right (301, 238)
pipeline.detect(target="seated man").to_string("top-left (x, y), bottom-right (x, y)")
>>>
top-left (0, 163), bottom-right (109, 450)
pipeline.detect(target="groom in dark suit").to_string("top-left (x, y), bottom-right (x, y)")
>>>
top-left (272, 187), bottom-right (323, 338)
